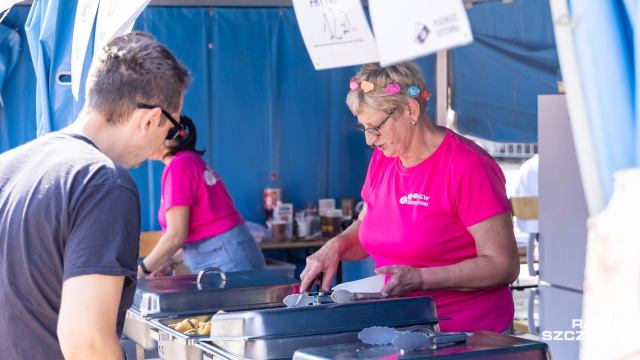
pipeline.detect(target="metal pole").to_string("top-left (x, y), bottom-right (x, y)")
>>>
top-left (548, 0), bottom-right (605, 215)
top-left (435, 50), bottom-right (448, 126)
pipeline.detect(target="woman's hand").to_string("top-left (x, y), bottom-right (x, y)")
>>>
top-left (299, 240), bottom-right (342, 293)
top-left (142, 206), bottom-right (189, 273)
top-left (376, 265), bottom-right (425, 297)
top-left (148, 262), bottom-right (173, 278)
top-left (375, 212), bottom-right (520, 294)
top-left (299, 206), bottom-right (371, 293)
top-left (171, 248), bottom-right (184, 265)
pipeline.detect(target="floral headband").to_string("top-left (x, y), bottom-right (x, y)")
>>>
top-left (349, 78), bottom-right (431, 100)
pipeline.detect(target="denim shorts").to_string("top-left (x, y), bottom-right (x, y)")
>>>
top-left (182, 223), bottom-right (266, 274)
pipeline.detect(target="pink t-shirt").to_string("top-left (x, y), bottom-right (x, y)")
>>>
top-left (159, 151), bottom-right (244, 244)
top-left (360, 129), bottom-right (513, 332)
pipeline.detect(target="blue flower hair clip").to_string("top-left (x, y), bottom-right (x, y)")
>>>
top-left (349, 79), bottom-right (431, 100)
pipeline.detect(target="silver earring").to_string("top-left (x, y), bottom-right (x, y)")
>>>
top-left (411, 119), bottom-right (417, 125)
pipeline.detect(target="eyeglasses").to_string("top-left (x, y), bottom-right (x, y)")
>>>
top-left (354, 108), bottom-right (396, 136)
top-left (137, 103), bottom-right (184, 140)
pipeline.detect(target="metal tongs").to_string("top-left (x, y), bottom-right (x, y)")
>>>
top-left (331, 289), bottom-right (388, 303)
top-left (283, 291), bottom-right (334, 307)
top-left (358, 326), bottom-right (467, 352)
top-left (284, 273), bottom-right (334, 308)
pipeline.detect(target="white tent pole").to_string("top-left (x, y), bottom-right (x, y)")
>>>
top-left (549, 0), bottom-right (605, 215)
top-left (436, 50), bottom-right (448, 126)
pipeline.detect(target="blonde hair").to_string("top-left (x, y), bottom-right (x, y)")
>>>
top-left (346, 62), bottom-right (429, 117)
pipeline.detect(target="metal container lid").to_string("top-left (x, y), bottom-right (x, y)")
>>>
top-left (209, 296), bottom-right (439, 339)
top-left (292, 331), bottom-right (551, 360)
top-left (130, 268), bottom-right (300, 318)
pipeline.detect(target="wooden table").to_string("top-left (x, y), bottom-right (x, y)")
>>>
top-left (259, 239), bottom-right (329, 250)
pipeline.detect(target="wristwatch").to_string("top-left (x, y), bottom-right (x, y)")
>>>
top-left (139, 261), bottom-right (152, 275)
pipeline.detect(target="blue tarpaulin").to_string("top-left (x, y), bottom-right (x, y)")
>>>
top-left (452, 0), bottom-right (559, 143)
top-left (0, 1), bottom-right (561, 281)
top-left (0, 23), bottom-right (21, 153)
top-left (569, 0), bottom-right (638, 202)
top-left (4, 2), bottom-right (556, 227)
top-left (16, 3), bottom-right (441, 230)
top-left (0, 6), bottom-right (36, 150)
top-left (25, 0), bottom-right (91, 136)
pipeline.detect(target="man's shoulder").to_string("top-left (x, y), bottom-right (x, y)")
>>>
top-left (60, 134), bottom-right (137, 190)
top-left (34, 132), bottom-right (137, 191)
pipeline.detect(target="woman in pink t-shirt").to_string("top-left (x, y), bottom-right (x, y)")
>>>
top-left (300, 62), bottom-right (520, 333)
top-left (138, 116), bottom-right (265, 278)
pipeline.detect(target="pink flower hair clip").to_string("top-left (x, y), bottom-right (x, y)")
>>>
top-left (349, 78), bottom-right (430, 100)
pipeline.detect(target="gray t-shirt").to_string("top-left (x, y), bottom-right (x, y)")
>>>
top-left (0, 132), bottom-right (140, 359)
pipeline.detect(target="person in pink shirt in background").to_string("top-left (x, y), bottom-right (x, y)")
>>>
top-left (300, 62), bottom-right (520, 333)
top-left (139, 115), bottom-right (265, 278)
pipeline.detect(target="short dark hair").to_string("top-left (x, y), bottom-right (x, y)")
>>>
top-left (84, 31), bottom-right (191, 125)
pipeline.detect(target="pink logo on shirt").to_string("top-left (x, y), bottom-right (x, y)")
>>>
top-left (204, 168), bottom-right (218, 186)
top-left (399, 193), bottom-right (430, 206)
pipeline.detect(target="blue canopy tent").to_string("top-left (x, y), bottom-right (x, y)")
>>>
top-left (8, 0), bottom-right (557, 227)
top-left (4, 0), bottom-right (560, 280)
top-left (25, 0), bottom-right (90, 136)
top-left (566, 0), bottom-right (638, 207)
top-left (546, 1), bottom-right (640, 358)
top-left (0, 23), bottom-right (21, 153)
top-left (452, 0), bottom-right (559, 143)
top-left (4, 2), bottom-right (639, 355)
top-left (20, 3), bottom-right (435, 230)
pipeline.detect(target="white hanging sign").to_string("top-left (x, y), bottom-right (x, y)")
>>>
top-left (0, 0), bottom-right (24, 13)
top-left (369, 0), bottom-right (473, 67)
top-left (292, 0), bottom-right (379, 70)
top-left (94, 0), bottom-right (151, 55)
top-left (71, 0), bottom-right (150, 101)
top-left (71, 0), bottom-right (100, 101)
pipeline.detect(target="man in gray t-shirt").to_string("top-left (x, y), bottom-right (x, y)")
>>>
top-left (0, 32), bottom-right (190, 359)
top-left (0, 133), bottom-right (140, 357)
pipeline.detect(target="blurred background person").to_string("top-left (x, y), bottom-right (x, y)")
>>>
top-left (140, 115), bottom-right (265, 278)
top-left (300, 61), bottom-right (519, 333)
top-left (514, 154), bottom-right (539, 234)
